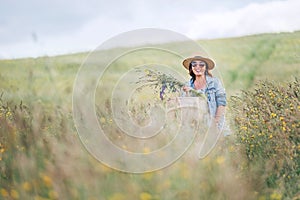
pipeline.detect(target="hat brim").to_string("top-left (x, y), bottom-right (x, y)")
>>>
top-left (182, 56), bottom-right (215, 70)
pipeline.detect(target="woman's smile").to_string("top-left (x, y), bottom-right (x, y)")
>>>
top-left (191, 61), bottom-right (206, 75)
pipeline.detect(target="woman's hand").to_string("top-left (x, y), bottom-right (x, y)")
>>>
top-left (182, 86), bottom-right (192, 96)
top-left (182, 86), bottom-right (192, 92)
top-left (214, 105), bottom-right (225, 126)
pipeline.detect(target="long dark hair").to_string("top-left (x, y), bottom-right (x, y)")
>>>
top-left (188, 61), bottom-right (213, 83)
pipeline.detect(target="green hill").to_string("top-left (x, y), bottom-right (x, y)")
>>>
top-left (1, 31), bottom-right (299, 106)
top-left (200, 31), bottom-right (300, 93)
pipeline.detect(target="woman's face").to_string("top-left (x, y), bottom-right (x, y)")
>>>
top-left (191, 60), bottom-right (206, 76)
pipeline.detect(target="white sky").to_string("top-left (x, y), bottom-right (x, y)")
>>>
top-left (0, 0), bottom-right (299, 59)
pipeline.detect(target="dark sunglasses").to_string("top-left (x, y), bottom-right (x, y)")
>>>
top-left (191, 62), bottom-right (206, 67)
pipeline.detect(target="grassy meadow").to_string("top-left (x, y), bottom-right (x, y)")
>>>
top-left (0, 31), bottom-right (299, 200)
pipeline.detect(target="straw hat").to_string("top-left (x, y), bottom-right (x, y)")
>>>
top-left (182, 56), bottom-right (215, 70)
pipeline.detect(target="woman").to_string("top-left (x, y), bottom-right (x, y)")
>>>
top-left (182, 55), bottom-right (227, 130)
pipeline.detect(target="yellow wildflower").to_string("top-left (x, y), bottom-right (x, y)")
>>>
top-left (0, 188), bottom-right (9, 197)
top-left (142, 173), bottom-right (153, 180)
top-left (6, 111), bottom-right (12, 118)
top-left (269, 134), bottom-right (273, 139)
top-left (270, 113), bottom-right (277, 118)
top-left (10, 189), bottom-right (19, 199)
top-left (48, 190), bottom-right (59, 199)
top-left (139, 192), bottom-right (152, 200)
top-left (258, 195), bottom-right (266, 200)
top-left (108, 193), bottom-right (126, 200)
top-left (229, 145), bottom-right (235, 152)
top-left (41, 175), bottom-right (52, 187)
top-left (270, 192), bottom-right (282, 200)
top-left (145, 69), bottom-right (150, 75)
top-left (143, 147), bottom-right (151, 154)
top-left (216, 156), bottom-right (225, 165)
top-left (22, 182), bottom-right (31, 192)
top-left (100, 164), bottom-right (112, 173)
top-left (100, 117), bottom-right (106, 124)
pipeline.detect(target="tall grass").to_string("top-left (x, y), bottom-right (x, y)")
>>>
top-left (0, 94), bottom-right (254, 199)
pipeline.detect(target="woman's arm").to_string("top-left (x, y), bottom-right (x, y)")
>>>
top-left (215, 105), bottom-right (225, 124)
top-left (214, 78), bottom-right (226, 125)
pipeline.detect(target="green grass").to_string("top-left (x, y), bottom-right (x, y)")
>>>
top-left (0, 31), bottom-right (299, 200)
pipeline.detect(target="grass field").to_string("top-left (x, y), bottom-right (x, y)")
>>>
top-left (0, 31), bottom-right (299, 199)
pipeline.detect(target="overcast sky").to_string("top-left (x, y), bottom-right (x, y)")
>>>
top-left (0, 0), bottom-right (299, 59)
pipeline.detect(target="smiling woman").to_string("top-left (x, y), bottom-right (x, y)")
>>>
top-left (182, 55), bottom-right (227, 131)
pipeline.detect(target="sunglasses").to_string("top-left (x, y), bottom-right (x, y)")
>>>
top-left (191, 62), bottom-right (206, 67)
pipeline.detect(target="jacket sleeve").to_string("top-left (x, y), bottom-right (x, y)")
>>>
top-left (215, 78), bottom-right (227, 107)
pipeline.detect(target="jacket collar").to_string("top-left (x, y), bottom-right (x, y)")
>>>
top-left (205, 75), bottom-right (214, 84)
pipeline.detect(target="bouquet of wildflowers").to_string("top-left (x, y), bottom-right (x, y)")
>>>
top-left (136, 68), bottom-right (205, 100)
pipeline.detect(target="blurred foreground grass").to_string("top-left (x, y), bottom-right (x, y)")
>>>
top-left (0, 31), bottom-right (299, 199)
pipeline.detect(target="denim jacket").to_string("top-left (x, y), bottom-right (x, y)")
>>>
top-left (187, 75), bottom-right (226, 117)
top-left (183, 75), bottom-right (227, 131)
